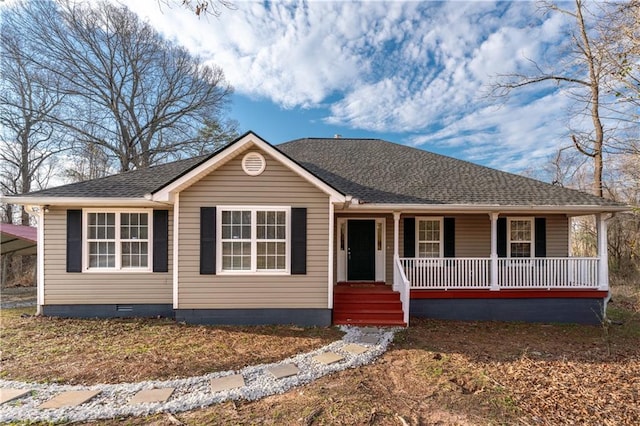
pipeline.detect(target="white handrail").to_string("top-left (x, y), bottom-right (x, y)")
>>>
top-left (400, 257), bottom-right (600, 290)
top-left (497, 257), bottom-right (599, 289)
top-left (393, 254), bottom-right (410, 326)
top-left (400, 257), bottom-right (491, 290)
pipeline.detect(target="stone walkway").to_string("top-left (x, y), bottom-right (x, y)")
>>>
top-left (0, 326), bottom-right (397, 423)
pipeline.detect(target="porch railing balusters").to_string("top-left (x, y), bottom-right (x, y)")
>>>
top-left (398, 257), bottom-right (600, 290)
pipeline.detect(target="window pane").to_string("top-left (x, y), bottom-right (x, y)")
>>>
top-left (419, 242), bottom-right (440, 258)
top-left (257, 241), bottom-right (286, 270)
top-left (90, 241), bottom-right (115, 268)
top-left (222, 241), bottom-right (251, 271)
top-left (122, 241), bottom-right (147, 268)
top-left (511, 243), bottom-right (531, 258)
top-left (510, 220), bottom-right (531, 242)
top-left (222, 224), bottom-right (231, 239)
top-left (121, 213), bottom-right (148, 242)
top-left (241, 222), bottom-right (251, 239)
top-left (107, 224), bottom-right (115, 239)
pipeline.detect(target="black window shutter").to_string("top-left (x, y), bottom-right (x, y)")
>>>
top-left (497, 217), bottom-right (507, 258)
top-left (200, 207), bottom-right (216, 275)
top-left (403, 217), bottom-right (415, 257)
top-left (153, 210), bottom-right (169, 272)
top-left (443, 217), bottom-right (455, 258)
top-left (291, 207), bottom-right (307, 275)
top-left (535, 217), bottom-right (547, 258)
top-left (66, 209), bottom-right (83, 272)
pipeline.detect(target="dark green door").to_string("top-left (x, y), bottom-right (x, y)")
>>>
top-left (347, 220), bottom-right (376, 281)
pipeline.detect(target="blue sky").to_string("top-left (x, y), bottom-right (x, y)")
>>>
top-left (124, 0), bottom-right (580, 174)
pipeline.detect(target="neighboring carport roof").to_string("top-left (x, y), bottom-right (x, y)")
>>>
top-left (1, 223), bottom-right (37, 256)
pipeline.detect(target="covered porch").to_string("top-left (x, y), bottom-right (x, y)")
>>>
top-left (333, 210), bottom-right (613, 326)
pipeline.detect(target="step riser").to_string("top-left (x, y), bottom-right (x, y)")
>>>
top-left (333, 312), bottom-right (404, 321)
top-left (334, 302), bottom-right (402, 311)
top-left (334, 294), bottom-right (401, 302)
top-left (333, 319), bottom-right (406, 326)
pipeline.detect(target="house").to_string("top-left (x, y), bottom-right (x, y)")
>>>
top-left (1, 132), bottom-right (627, 326)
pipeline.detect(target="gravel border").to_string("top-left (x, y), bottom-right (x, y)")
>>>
top-left (0, 326), bottom-right (397, 423)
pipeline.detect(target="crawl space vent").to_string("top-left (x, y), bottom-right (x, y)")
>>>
top-left (242, 152), bottom-right (266, 176)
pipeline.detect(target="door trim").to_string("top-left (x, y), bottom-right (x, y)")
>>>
top-left (336, 217), bottom-right (385, 282)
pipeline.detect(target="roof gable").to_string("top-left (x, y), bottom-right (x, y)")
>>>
top-left (152, 132), bottom-right (345, 202)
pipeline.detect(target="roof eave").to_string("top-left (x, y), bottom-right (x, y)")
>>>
top-left (338, 203), bottom-right (630, 214)
top-left (1, 196), bottom-right (164, 208)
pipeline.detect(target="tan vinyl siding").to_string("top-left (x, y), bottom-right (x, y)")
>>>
top-left (43, 207), bottom-right (173, 305)
top-left (455, 214), bottom-right (491, 257)
top-left (177, 147), bottom-right (330, 309)
top-left (398, 214), bottom-right (567, 258)
top-left (546, 214), bottom-right (569, 257)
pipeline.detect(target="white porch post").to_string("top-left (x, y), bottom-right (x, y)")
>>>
top-left (328, 201), bottom-right (335, 309)
top-left (393, 211), bottom-right (400, 258)
top-left (490, 212), bottom-right (499, 291)
top-left (36, 206), bottom-right (45, 315)
top-left (597, 213), bottom-right (610, 291)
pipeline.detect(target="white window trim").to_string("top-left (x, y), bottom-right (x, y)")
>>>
top-left (507, 217), bottom-right (535, 258)
top-left (82, 208), bottom-right (153, 273)
top-left (415, 216), bottom-right (444, 258)
top-left (216, 206), bottom-right (291, 275)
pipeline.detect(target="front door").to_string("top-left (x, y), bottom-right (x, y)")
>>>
top-left (347, 220), bottom-right (376, 281)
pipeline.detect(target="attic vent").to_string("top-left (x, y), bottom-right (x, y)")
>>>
top-left (242, 152), bottom-right (266, 176)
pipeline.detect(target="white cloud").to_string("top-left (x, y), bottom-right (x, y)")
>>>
top-left (122, 0), bottom-right (583, 171)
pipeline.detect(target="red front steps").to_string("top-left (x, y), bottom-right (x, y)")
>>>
top-left (333, 282), bottom-right (406, 326)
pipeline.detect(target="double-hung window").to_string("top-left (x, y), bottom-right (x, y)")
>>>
top-left (508, 218), bottom-right (533, 258)
top-left (219, 207), bottom-right (289, 273)
top-left (84, 210), bottom-right (151, 271)
top-left (416, 217), bottom-right (443, 258)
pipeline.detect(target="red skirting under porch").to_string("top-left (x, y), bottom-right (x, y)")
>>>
top-left (410, 289), bottom-right (608, 299)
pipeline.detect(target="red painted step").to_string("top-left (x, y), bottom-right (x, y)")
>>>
top-left (333, 282), bottom-right (406, 326)
top-left (333, 318), bottom-right (407, 326)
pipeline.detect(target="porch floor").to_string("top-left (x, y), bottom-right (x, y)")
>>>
top-left (333, 282), bottom-right (406, 326)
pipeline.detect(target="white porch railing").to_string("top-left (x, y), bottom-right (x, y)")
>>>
top-left (393, 254), bottom-right (410, 326)
top-left (400, 257), bottom-right (491, 290)
top-left (399, 257), bottom-right (600, 290)
top-left (497, 257), bottom-right (598, 289)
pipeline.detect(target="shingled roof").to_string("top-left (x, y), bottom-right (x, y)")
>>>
top-left (22, 154), bottom-right (209, 198)
top-left (10, 135), bottom-right (623, 208)
top-left (277, 138), bottom-right (622, 207)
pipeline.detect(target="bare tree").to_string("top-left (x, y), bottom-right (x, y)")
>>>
top-left (163, 0), bottom-right (236, 17)
top-left (0, 11), bottom-right (66, 224)
top-left (8, 0), bottom-right (237, 174)
top-left (601, 1), bottom-right (640, 110)
top-left (492, 0), bottom-right (616, 197)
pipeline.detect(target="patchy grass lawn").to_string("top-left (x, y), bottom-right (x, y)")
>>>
top-left (0, 308), bottom-right (343, 385)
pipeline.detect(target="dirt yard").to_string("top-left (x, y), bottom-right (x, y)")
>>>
top-left (0, 309), bottom-right (343, 385)
top-left (2, 281), bottom-right (638, 425)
